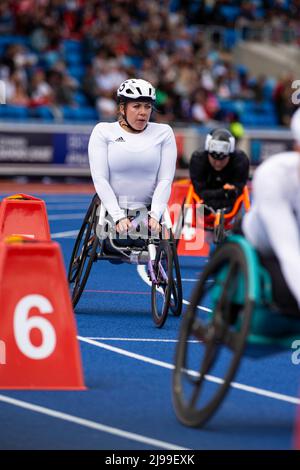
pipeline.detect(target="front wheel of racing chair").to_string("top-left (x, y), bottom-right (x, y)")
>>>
top-left (168, 230), bottom-right (183, 317)
top-left (68, 194), bottom-right (100, 307)
top-left (173, 182), bottom-right (251, 249)
top-left (151, 240), bottom-right (173, 328)
top-left (172, 237), bottom-right (254, 427)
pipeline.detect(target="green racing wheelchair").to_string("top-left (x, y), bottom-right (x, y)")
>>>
top-left (172, 234), bottom-right (300, 427)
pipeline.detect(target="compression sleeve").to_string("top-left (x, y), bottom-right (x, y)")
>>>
top-left (150, 127), bottom-right (177, 221)
top-left (88, 125), bottom-right (126, 222)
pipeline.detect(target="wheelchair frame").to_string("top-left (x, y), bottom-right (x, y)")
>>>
top-left (172, 234), bottom-right (300, 427)
top-left (68, 194), bottom-right (183, 328)
top-left (174, 181), bottom-right (250, 246)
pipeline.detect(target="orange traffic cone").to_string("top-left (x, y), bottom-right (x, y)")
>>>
top-left (0, 194), bottom-right (51, 240)
top-left (0, 236), bottom-right (85, 389)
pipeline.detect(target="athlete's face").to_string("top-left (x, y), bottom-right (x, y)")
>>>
top-left (121, 101), bottom-right (152, 131)
top-left (208, 154), bottom-right (230, 171)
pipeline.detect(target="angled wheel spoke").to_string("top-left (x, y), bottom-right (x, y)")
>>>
top-left (223, 328), bottom-right (241, 352)
top-left (151, 241), bottom-right (173, 328)
top-left (215, 261), bottom-right (238, 318)
top-left (189, 340), bottom-right (218, 406)
top-left (190, 318), bottom-right (207, 341)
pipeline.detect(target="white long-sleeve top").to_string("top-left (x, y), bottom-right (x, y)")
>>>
top-left (88, 121), bottom-right (177, 222)
top-left (242, 152), bottom-right (300, 307)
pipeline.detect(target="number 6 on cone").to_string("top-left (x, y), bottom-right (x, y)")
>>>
top-left (0, 237), bottom-right (85, 389)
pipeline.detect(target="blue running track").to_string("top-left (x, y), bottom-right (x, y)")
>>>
top-left (0, 192), bottom-right (299, 450)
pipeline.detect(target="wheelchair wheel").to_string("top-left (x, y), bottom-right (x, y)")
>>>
top-left (169, 231), bottom-right (183, 317)
top-left (151, 240), bottom-right (173, 328)
top-left (173, 242), bottom-right (253, 427)
top-left (68, 194), bottom-right (100, 307)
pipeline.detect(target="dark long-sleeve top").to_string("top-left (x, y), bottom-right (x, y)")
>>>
top-left (189, 150), bottom-right (249, 210)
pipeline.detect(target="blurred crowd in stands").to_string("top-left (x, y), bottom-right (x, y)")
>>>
top-left (0, 0), bottom-right (299, 127)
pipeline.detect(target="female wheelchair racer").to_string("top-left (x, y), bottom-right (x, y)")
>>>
top-left (69, 78), bottom-right (183, 327)
top-left (68, 194), bottom-right (182, 328)
top-left (172, 233), bottom-right (300, 426)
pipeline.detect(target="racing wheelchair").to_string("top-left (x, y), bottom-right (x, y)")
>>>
top-left (173, 180), bottom-right (251, 246)
top-left (172, 234), bottom-right (300, 427)
top-left (68, 194), bottom-right (182, 328)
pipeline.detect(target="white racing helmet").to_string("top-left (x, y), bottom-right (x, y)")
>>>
top-left (117, 78), bottom-right (156, 102)
top-left (205, 128), bottom-right (235, 160)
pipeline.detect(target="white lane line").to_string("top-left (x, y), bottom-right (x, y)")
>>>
top-left (0, 394), bottom-right (187, 450)
top-left (137, 265), bottom-right (212, 313)
top-left (51, 230), bottom-right (79, 238)
top-left (85, 337), bottom-right (199, 343)
top-left (49, 213), bottom-right (86, 221)
top-left (78, 336), bottom-right (300, 406)
top-left (79, 336), bottom-right (174, 369)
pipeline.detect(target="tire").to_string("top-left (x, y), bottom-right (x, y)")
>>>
top-left (151, 240), bottom-right (173, 328)
top-left (169, 231), bottom-right (183, 317)
top-left (172, 242), bottom-right (253, 427)
top-left (68, 194), bottom-right (99, 282)
top-left (68, 194), bottom-right (100, 308)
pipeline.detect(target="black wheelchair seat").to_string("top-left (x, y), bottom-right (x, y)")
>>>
top-left (259, 254), bottom-right (300, 318)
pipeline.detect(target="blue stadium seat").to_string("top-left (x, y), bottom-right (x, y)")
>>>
top-left (263, 79), bottom-right (276, 100)
top-left (0, 35), bottom-right (29, 47)
top-left (0, 106), bottom-right (6, 117)
top-left (4, 105), bottom-right (29, 119)
top-left (61, 105), bottom-right (97, 122)
top-left (223, 28), bottom-right (241, 49)
top-left (219, 6), bottom-right (241, 21)
top-left (68, 65), bottom-right (85, 80)
top-left (74, 92), bottom-right (88, 106)
top-left (30, 106), bottom-right (54, 121)
top-left (63, 40), bottom-right (82, 53)
top-left (76, 106), bottom-right (98, 121)
top-left (241, 110), bottom-right (278, 127)
top-left (66, 52), bottom-right (82, 66)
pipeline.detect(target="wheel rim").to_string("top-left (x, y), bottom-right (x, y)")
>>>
top-left (169, 234), bottom-right (183, 316)
top-left (151, 242), bottom-right (173, 328)
top-left (68, 194), bottom-right (99, 282)
top-left (69, 195), bottom-right (100, 307)
top-left (71, 235), bottom-right (98, 306)
top-left (69, 219), bottom-right (93, 283)
top-left (173, 242), bottom-right (253, 427)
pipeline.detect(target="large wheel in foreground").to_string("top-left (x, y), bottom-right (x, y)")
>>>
top-left (68, 194), bottom-right (100, 308)
top-left (151, 241), bottom-right (173, 328)
top-left (173, 242), bottom-right (253, 427)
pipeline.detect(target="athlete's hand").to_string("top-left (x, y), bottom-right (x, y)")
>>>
top-left (223, 184), bottom-right (236, 191)
top-left (116, 218), bottom-right (132, 233)
top-left (149, 217), bottom-right (161, 233)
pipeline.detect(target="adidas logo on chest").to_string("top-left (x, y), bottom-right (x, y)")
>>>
top-left (115, 136), bottom-right (125, 142)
